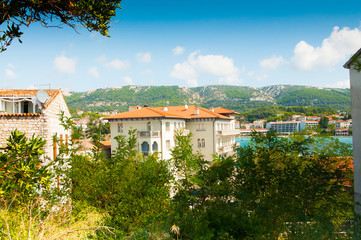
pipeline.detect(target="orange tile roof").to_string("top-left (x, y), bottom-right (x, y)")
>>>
top-left (214, 107), bottom-right (240, 115)
top-left (0, 113), bottom-right (41, 117)
top-left (106, 105), bottom-right (231, 120)
top-left (0, 89), bottom-right (61, 109)
top-left (99, 141), bottom-right (111, 148)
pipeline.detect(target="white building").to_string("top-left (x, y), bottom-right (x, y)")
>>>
top-left (106, 105), bottom-right (239, 161)
top-left (304, 120), bottom-right (319, 129)
top-left (335, 120), bottom-right (352, 129)
top-left (0, 89), bottom-right (71, 160)
top-left (265, 121), bottom-right (306, 134)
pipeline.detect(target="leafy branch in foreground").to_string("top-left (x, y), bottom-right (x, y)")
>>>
top-left (0, 0), bottom-right (122, 51)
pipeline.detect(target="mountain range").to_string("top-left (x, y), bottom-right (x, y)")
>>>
top-left (64, 85), bottom-right (351, 113)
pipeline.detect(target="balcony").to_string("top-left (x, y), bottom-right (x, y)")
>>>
top-left (217, 129), bottom-right (240, 136)
top-left (138, 130), bottom-right (160, 138)
top-left (218, 145), bottom-right (233, 153)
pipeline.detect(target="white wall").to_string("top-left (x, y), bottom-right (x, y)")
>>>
top-left (349, 67), bottom-right (361, 213)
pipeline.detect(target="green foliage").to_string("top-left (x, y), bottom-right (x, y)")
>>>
top-left (0, 0), bottom-right (122, 51)
top-left (0, 130), bottom-right (51, 202)
top-left (277, 88), bottom-right (351, 109)
top-left (237, 132), bottom-right (353, 238)
top-left (70, 129), bottom-right (172, 238)
top-left (169, 131), bottom-right (354, 239)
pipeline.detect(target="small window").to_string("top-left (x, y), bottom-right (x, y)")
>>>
top-left (197, 139), bottom-right (201, 148)
top-left (166, 140), bottom-right (171, 150)
top-left (147, 122), bottom-right (151, 131)
top-left (166, 122), bottom-right (170, 131)
top-left (152, 141), bottom-right (158, 151)
top-left (118, 123), bottom-right (123, 133)
top-left (202, 139), bottom-right (205, 148)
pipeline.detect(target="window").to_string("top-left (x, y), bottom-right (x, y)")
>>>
top-left (147, 122), bottom-right (151, 131)
top-left (166, 122), bottom-right (170, 131)
top-left (152, 141), bottom-right (158, 151)
top-left (118, 123), bottom-right (123, 133)
top-left (166, 140), bottom-right (170, 150)
top-left (197, 139), bottom-right (201, 148)
top-left (141, 141), bottom-right (149, 157)
top-left (202, 139), bottom-right (205, 148)
top-left (174, 122), bottom-right (177, 129)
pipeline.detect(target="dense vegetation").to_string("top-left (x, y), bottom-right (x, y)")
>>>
top-left (241, 106), bottom-right (338, 123)
top-left (65, 85), bottom-right (351, 114)
top-left (0, 114), bottom-right (357, 239)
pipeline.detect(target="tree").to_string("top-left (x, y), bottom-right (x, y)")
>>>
top-left (236, 132), bottom-right (353, 238)
top-left (0, 0), bottom-right (122, 51)
top-left (0, 130), bottom-right (52, 202)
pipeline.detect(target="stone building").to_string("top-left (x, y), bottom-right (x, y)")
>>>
top-left (0, 89), bottom-right (71, 160)
top-left (106, 105), bottom-right (239, 161)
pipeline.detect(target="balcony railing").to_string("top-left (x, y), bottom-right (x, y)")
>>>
top-left (218, 145), bottom-right (233, 153)
top-left (138, 130), bottom-right (160, 137)
top-left (217, 129), bottom-right (240, 136)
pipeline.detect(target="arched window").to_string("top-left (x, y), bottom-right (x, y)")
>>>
top-left (202, 139), bottom-right (205, 148)
top-left (147, 122), bottom-right (151, 131)
top-left (141, 141), bottom-right (149, 156)
top-left (152, 141), bottom-right (158, 151)
top-left (118, 123), bottom-right (123, 133)
top-left (197, 139), bottom-right (201, 148)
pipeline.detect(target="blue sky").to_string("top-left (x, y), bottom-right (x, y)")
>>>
top-left (1, 0), bottom-right (361, 91)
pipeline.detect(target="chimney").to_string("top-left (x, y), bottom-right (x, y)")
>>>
top-left (185, 104), bottom-right (188, 110)
top-left (163, 107), bottom-right (168, 112)
top-left (210, 107), bottom-right (214, 113)
top-left (195, 107), bottom-right (199, 115)
top-left (144, 104), bottom-right (149, 107)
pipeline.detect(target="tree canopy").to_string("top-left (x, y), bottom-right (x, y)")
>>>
top-left (0, 0), bottom-right (122, 51)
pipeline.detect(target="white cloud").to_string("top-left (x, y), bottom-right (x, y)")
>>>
top-left (96, 55), bottom-right (131, 71)
top-left (27, 85), bottom-right (37, 89)
top-left (291, 26), bottom-right (361, 71)
top-left (7, 63), bottom-right (15, 69)
top-left (5, 69), bottom-right (17, 79)
top-left (53, 53), bottom-right (76, 73)
top-left (136, 52), bottom-right (151, 63)
top-left (170, 51), bottom-right (242, 86)
top-left (105, 59), bottom-right (130, 70)
top-left (123, 76), bottom-right (133, 85)
top-left (327, 79), bottom-right (350, 88)
top-left (172, 46), bottom-right (185, 56)
top-left (88, 66), bottom-right (100, 78)
top-left (260, 56), bottom-right (286, 70)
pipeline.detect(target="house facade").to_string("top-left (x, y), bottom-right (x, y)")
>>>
top-left (106, 105), bottom-right (239, 161)
top-left (0, 89), bottom-right (71, 160)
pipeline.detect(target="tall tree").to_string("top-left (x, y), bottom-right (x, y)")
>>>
top-left (0, 0), bottom-right (122, 51)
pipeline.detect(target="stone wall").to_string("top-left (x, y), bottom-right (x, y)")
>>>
top-left (0, 114), bottom-right (48, 150)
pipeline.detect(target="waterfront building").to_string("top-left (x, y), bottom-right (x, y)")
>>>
top-left (265, 121), bottom-right (306, 134)
top-left (106, 105), bottom-right (239, 161)
top-left (0, 89), bottom-right (71, 160)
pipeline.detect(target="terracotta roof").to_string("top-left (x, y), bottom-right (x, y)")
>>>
top-left (151, 105), bottom-right (230, 119)
top-left (0, 113), bottom-right (41, 117)
top-left (106, 105), bottom-right (231, 120)
top-left (270, 121), bottom-right (300, 124)
top-left (99, 141), bottom-right (111, 148)
top-left (0, 89), bottom-right (61, 109)
top-left (214, 107), bottom-right (240, 115)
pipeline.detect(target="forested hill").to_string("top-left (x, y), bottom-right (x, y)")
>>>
top-left (64, 85), bottom-right (351, 113)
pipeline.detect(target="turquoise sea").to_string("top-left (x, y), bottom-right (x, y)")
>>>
top-left (236, 136), bottom-right (353, 148)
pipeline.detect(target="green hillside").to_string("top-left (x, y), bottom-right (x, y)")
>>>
top-left (64, 85), bottom-right (351, 113)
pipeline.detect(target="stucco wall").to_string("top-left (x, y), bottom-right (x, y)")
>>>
top-left (350, 67), bottom-right (361, 212)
